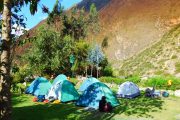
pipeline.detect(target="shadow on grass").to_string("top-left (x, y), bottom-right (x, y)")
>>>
top-left (12, 93), bottom-right (32, 106)
top-left (12, 93), bottom-right (164, 120)
top-left (114, 94), bottom-right (164, 118)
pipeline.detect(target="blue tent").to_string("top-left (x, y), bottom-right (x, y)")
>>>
top-left (76, 82), bottom-right (119, 109)
top-left (79, 77), bottom-right (99, 92)
top-left (52, 74), bottom-right (67, 85)
top-left (25, 77), bottom-right (52, 96)
top-left (117, 81), bottom-right (140, 98)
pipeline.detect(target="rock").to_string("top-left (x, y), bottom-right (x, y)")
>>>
top-left (174, 90), bottom-right (180, 97)
top-left (175, 73), bottom-right (180, 78)
top-left (174, 114), bottom-right (180, 120)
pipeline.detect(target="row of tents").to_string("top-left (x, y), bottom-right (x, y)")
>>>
top-left (25, 74), bottom-right (141, 109)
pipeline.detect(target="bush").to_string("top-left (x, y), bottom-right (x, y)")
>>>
top-left (126, 75), bottom-right (141, 84)
top-left (12, 65), bottom-right (34, 83)
top-left (99, 77), bottom-right (125, 84)
top-left (13, 73), bottom-right (25, 83)
top-left (171, 55), bottom-right (177, 59)
top-left (175, 62), bottom-right (180, 73)
top-left (102, 65), bottom-right (113, 76)
top-left (144, 75), bottom-right (180, 90)
top-left (11, 83), bottom-right (27, 94)
top-left (99, 75), bottom-right (141, 85)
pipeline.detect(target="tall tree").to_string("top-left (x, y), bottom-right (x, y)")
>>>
top-left (88, 3), bottom-right (99, 42)
top-left (23, 28), bottom-right (74, 75)
top-left (62, 8), bottom-right (87, 41)
top-left (87, 44), bottom-right (104, 78)
top-left (0, 0), bottom-right (41, 119)
top-left (47, 0), bottom-right (63, 25)
top-left (0, 1), bottom-right (12, 119)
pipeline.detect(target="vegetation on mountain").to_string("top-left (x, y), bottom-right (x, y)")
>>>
top-left (119, 24), bottom-right (180, 77)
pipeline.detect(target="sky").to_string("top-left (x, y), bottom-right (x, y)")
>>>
top-left (19, 0), bottom-right (82, 29)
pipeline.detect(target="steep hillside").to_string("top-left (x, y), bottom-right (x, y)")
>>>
top-left (97, 0), bottom-right (180, 63)
top-left (119, 24), bottom-right (180, 77)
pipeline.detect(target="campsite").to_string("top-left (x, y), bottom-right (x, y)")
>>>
top-left (11, 75), bottom-right (180, 120)
top-left (1, 0), bottom-right (180, 120)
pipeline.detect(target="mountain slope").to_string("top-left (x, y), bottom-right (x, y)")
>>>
top-left (97, 0), bottom-right (180, 63)
top-left (119, 24), bottom-right (180, 77)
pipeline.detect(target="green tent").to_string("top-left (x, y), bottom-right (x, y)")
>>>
top-left (52, 74), bottom-right (67, 85)
top-left (47, 78), bottom-right (79, 102)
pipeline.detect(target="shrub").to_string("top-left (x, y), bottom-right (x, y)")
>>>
top-left (102, 65), bottom-right (113, 76)
top-left (171, 55), bottom-right (177, 59)
top-left (154, 70), bottom-right (164, 75)
top-left (118, 70), bottom-right (126, 76)
top-left (175, 62), bottom-right (180, 73)
top-left (144, 76), bottom-right (166, 88)
top-left (11, 83), bottom-right (27, 94)
top-left (112, 69), bottom-right (120, 77)
top-left (99, 77), bottom-right (125, 84)
top-left (12, 65), bottom-right (34, 83)
top-left (126, 75), bottom-right (141, 84)
top-left (144, 75), bottom-right (180, 90)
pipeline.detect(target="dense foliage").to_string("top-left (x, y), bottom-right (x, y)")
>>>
top-left (16, 3), bottom-right (109, 78)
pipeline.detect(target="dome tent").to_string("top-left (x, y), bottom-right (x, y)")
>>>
top-left (76, 82), bottom-right (119, 109)
top-left (46, 77), bottom-right (79, 102)
top-left (117, 81), bottom-right (140, 98)
top-left (25, 77), bottom-right (52, 96)
top-left (52, 74), bottom-right (67, 85)
top-left (79, 77), bottom-right (99, 92)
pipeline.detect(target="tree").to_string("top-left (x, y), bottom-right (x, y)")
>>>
top-left (47, 0), bottom-right (63, 25)
top-left (62, 8), bottom-right (87, 41)
top-left (23, 27), bottom-right (74, 75)
top-left (87, 44), bottom-right (104, 78)
top-left (21, 4), bottom-right (92, 77)
top-left (0, 16), bottom-right (2, 42)
top-left (88, 3), bottom-right (99, 34)
top-left (73, 41), bottom-right (90, 76)
top-left (88, 3), bottom-right (100, 43)
top-left (0, 0), bottom-right (41, 119)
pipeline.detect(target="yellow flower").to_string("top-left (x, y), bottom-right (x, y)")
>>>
top-left (168, 80), bottom-right (172, 86)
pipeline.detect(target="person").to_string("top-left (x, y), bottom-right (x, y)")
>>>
top-left (23, 81), bottom-right (27, 87)
top-left (99, 96), bottom-right (107, 112)
top-left (50, 73), bottom-right (55, 80)
top-left (106, 102), bottom-right (113, 112)
top-left (49, 73), bottom-right (56, 83)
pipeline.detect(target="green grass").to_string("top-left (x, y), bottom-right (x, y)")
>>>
top-left (12, 92), bottom-right (180, 120)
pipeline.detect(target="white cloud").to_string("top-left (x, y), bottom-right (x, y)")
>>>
top-left (12, 24), bottom-right (29, 36)
top-left (39, 16), bottom-right (47, 20)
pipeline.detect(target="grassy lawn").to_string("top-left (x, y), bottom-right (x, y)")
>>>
top-left (12, 93), bottom-right (180, 120)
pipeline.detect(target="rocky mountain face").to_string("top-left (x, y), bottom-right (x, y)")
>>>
top-left (97, 0), bottom-right (180, 62)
